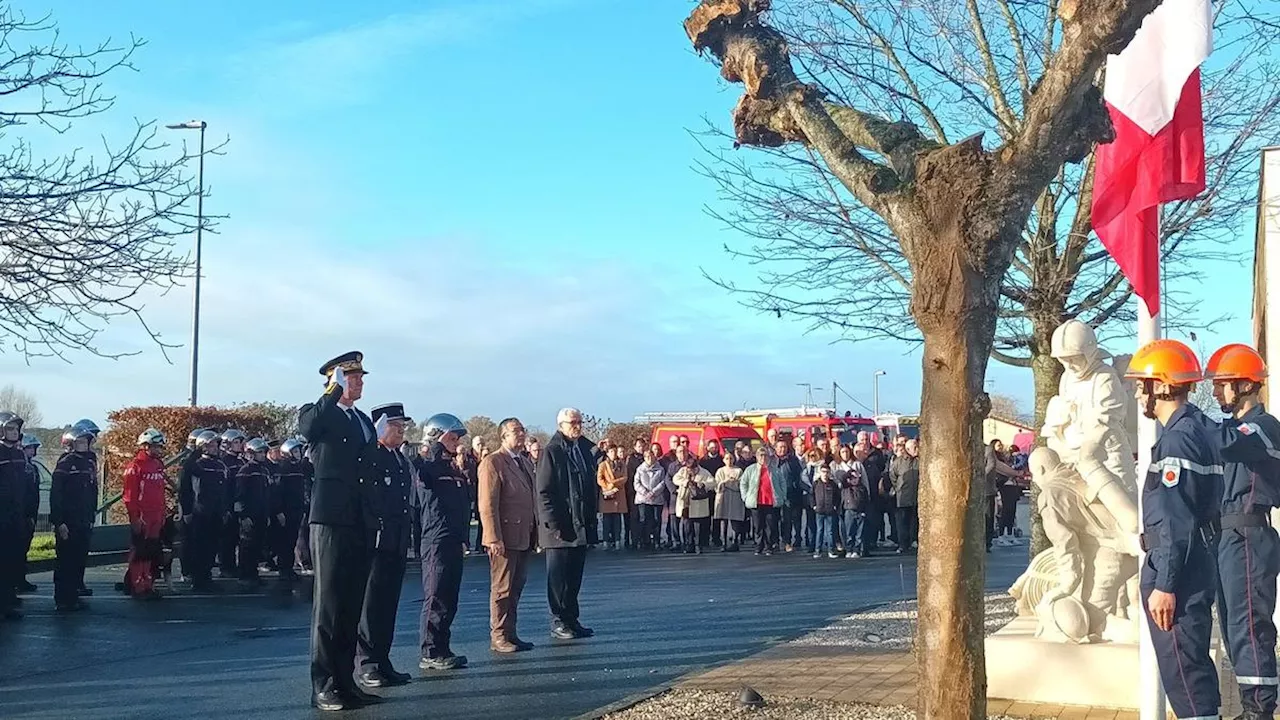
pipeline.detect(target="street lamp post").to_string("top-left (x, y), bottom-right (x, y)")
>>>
top-left (873, 370), bottom-right (887, 417)
top-left (166, 120), bottom-right (207, 406)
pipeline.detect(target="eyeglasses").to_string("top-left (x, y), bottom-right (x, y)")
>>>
top-left (564, 420), bottom-right (582, 427)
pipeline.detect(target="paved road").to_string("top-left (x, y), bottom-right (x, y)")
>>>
top-left (0, 545), bottom-right (1026, 720)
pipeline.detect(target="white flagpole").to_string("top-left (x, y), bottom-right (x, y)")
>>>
top-left (1137, 234), bottom-right (1166, 720)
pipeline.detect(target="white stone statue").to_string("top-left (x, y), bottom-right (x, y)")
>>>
top-left (1008, 320), bottom-right (1141, 644)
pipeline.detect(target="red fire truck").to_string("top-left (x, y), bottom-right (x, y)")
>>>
top-left (633, 412), bottom-right (763, 456)
top-left (636, 407), bottom-right (877, 454)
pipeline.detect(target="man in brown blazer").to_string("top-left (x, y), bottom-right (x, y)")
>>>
top-left (478, 417), bottom-right (538, 653)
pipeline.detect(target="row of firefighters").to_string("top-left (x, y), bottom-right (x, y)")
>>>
top-left (0, 420), bottom-right (316, 616)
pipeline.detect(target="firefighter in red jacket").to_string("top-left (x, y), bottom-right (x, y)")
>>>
top-left (123, 429), bottom-right (169, 600)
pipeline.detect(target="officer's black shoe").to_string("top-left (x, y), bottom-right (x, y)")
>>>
top-left (570, 623), bottom-right (594, 638)
top-left (419, 654), bottom-right (467, 671)
top-left (18, 580), bottom-right (37, 593)
top-left (385, 669), bottom-right (413, 685)
top-left (312, 690), bottom-right (346, 712)
top-left (512, 638), bottom-right (535, 651)
top-left (550, 625), bottom-right (578, 641)
top-left (78, 587), bottom-right (93, 597)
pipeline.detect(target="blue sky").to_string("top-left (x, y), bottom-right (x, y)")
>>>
top-left (2, 0), bottom-right (1258, 429)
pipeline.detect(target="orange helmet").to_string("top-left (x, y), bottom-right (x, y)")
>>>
top-left (1205, 343), bottom-right (1268, 383)
top-left (1124, 339), bottom-right (1203, 386)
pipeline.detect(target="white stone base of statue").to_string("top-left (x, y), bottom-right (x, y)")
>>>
top-left (986, 617), bottom-right (1141, 709)
top-left (987, 617), bottom-right (1228, 711)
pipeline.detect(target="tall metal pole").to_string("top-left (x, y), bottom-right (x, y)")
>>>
top-left (831, 381), bottom-right (837, 414)
top-left (190, 122), bottom-right (206, 407)
top-left (873, 372), bottom-right (882, 417)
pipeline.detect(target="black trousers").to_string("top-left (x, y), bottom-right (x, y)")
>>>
top-left (419, 542), bottom-right (464, 659)
top-left (602, 514), bottom-right (623, 544)
top-left (53, 526), bottom-right (91, 605)
top-left (184, 514), bottom-right (220, 585)
top-left (274, 513), bottom-right (303, 579)
top-left (0, 525), bottom-right (19, 609)
top-left (895, 506), bottom-right (919, 550)
top-left (310, 524), bottom-right (370, 696)
top-left (20, 521), bottom-right (34, 582)
top-left (545, 546), bottom-right (587, 628)
top-left (638, 505), bottom-right (662, 548)
top-left (472, 502), bottom-right (484, 550)
top-left (219, 515), bottom-right (239, 573)
top-left (680, 517), bottom-right (710, 551)
top-left (985, 497), bottom-right (997, 548)
top-left (752, 507), bottom-right (779, 552)
top-left (238, 518), bottom-right (266, 580)
top-left (357, 548), bottom-right (407, 674)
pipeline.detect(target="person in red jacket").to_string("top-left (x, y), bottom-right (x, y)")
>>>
top-left (123, 428), bottom-right (169, 600)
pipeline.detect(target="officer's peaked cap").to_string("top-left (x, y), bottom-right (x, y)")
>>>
top-left (372, 403), bottom-right (410, 424)
top-left (319, 351), bottom-right (367, 377)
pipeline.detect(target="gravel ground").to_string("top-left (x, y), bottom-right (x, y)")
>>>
top-left (601, 690), bottom-right (1017, 720)
top-left (789, 593), bottom-right (1018, 650)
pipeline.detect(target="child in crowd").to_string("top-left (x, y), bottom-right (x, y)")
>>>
top-left (812, 463), bottom-right (841, 558)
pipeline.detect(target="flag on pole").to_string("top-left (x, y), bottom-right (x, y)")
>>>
top-left (1090, 0), bottom-right (1212, 316)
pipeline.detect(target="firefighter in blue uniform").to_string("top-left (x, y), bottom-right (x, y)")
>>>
top-left (1207, 343), bottom-right (1280, 720)
top-left (218, 429), bottom-right (247, 578)
top-left (355, 403), bottom-right (414, 689)
top-left (234, 438), bottom-right (272, 588)
top-left (413, 412), bottom-right (472, 672)
top-left (179, 430), bottom-right (227, 592)
top-left (49, 426), bottom-right (99, 611)
top-left (1126, 339), bottom-right (1223, 720)
top-left (18, 433), bottom-right (41, 594)
top-left (274, 438), bottom-right (307, 584)
top-left (0, 411), bottom-right (29, 620)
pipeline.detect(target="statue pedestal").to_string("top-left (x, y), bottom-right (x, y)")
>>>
top-left (986, 617), bottom-right (1139, 710)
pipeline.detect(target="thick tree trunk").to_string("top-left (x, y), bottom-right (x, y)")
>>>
top-left (911, 233), bottom-right (999, 720)
top-left (1026, 325), bottom-right (1063, 558)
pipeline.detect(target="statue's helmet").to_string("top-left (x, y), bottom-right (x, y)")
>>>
top-left (1050, 320), bottom-right (1101, 361)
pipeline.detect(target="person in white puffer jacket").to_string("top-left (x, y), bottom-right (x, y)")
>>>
top-left (632, 449), bottom-right (668, 551)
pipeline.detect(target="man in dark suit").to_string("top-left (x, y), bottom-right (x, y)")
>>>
top-left (355, 403), bottom-right (414, 689)
top-left (535, 407), bottom-right (598, 640)
top-left (479, 417), bottom-right (537, 653)
top-left (297, 351), bottom-right (378, 712)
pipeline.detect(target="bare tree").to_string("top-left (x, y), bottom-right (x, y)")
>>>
top-left (0, 8), bottom-right (226, 360)
top-left (988, 393), bottom-right (1030, 425)
top-left (0, 384), bottom-right (42, 426)
top-left (694, 0), bottom-right (1277, 559)
top-left (683, 0), bottom-right (1190, 716)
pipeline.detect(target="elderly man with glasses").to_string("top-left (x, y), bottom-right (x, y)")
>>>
top-left (535, 407), bottom-right (599, 641)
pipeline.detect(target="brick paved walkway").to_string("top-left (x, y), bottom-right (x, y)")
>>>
top-left (676, 645), bottom-right (1144, 719)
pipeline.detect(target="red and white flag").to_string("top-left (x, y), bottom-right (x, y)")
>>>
top-left (1090, 0), bottom-right (1212, 316)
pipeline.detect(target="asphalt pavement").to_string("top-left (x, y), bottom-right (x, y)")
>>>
top-left (0, 543), bottom-right (1025, 720)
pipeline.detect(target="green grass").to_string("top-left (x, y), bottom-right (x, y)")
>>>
top-left (28, 533), bottom-right (55, 563)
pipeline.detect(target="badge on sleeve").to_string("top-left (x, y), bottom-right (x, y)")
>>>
top-left (1161, 461), bottom-right (1182, 488)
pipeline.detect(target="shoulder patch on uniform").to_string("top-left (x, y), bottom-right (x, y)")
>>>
top-left (1161, 460), bottom-right (1181, 488)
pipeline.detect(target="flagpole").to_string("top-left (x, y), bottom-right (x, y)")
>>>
top-left (1136, 241), bottom-right (1166, 720)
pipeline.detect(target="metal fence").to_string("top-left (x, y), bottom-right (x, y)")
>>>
top-left (30, 447), bottom-right (190, 532)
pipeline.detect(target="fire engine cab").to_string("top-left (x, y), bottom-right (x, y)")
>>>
top-left (875, 413), bottom-right (921, 443)
top-left (633, 412), bottom-right (763, 456)
top-left (635, 407), bottom-right (877, 454)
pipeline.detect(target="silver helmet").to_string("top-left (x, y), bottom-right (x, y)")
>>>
top-left (244, 437), bottom-right (269, 454)
top-left (280, 438), bottom-right (304, 457)
top-left (422, 413), bottom-right (467, 442)
top-left (220, 429), bottom-right (246, 444)
top-left (137, 428), bottom-right (166, 447)
top-left (187, 427), bottom-right (209, 449)
top-left (195, 429), bottom-right (220, 451)
top-left (20, 433), bottom-right (40, 450)
top-left (62, 425), bottom-right (95, 448)
top-left (71, 418), bottom-right (100, 437)
top-left (0, 411), bottom-right (24, 430)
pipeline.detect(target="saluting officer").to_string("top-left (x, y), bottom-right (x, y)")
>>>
top-left (355, 403), bottom-right (414, 689)
top-left (1206, 344), bottom-right (1280, 718)
top-left (414, 413), bottom-right (472, 672)
top-left (235, 438), bottom-right (272, 588)
top-left (0, 412), bottom-right (29, 620)
top-left (1125, 340), bottom-right (1223, 720)
top-left (275, 438), bottom-right (307, 583)
top-left (18, 434), bottom-right (41, 594)
top-left (298, 351), bottom-right (379, 712)
top-left (179, 430), bottom-right (227, 592)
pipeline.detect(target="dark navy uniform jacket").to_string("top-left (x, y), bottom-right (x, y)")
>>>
top-left (49, 451), bottom-right (98, 530)
top-left (179, 454), bottom-right (227, 518)
top-left (0, 444), bottom-right (27, 528)
top-left (364, 444), bottom-right (413, 555)
top-left (1142, 404), bottom-right (1224, 593)
top-left (275, 458), bottom-right (308, 518)
top-left (1218, 404), bottom-right (1280, 514)
top-left (234, 459), bottom-right (271, 522)
top-left (23, 459), bottom-right (38, 524)
top-left (411, 442), bottom-right (470, 547)
top-left (223, 456), bottom-right (245, 515)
